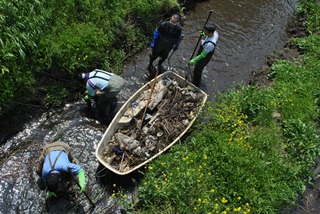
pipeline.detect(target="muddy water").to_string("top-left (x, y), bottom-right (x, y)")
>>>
top-left (0, 0), bottom-right (296, 213)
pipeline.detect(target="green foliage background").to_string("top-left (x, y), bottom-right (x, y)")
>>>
top-left (0, 0), bottom-right (181, 114)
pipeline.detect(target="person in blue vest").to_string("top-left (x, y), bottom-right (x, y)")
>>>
top-left (188, 23), bottom-right (219, 87)
top-left (145, 14), bottom-right (183, 80)
top-left (36, 141), bottom-right (86, 198)
top-left (79, 69), bottom-right (124, 116)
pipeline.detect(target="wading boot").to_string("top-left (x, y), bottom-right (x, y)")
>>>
top-left (157, 62), bottom-right (166, 74)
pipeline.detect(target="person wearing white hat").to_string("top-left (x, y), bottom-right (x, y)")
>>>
top-left (79, 69), bottom-right (124, 116)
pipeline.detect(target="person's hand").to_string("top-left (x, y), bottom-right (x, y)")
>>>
top-left (199, 31), bottom-right (206, 37)
top-left (84, 94), bottom-right (91, 101)
top-left (79, 185), bottom-right (86, 193)
top-left (173, 44), bottom-right (178, 51)
top-left (48, 191), bottom-right (57, 198)
top-left (188, 59), bottom-right (196, 66)
top-left (77, 169), bottom-right (86, 193)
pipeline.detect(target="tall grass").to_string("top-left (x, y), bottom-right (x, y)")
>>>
top-left (0, 0), bottom-right (181, 115)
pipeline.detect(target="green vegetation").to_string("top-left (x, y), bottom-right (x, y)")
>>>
top-left (109, 1), bottom-right (320, 213)
top-left (0, 0), bottom-right (181, 115)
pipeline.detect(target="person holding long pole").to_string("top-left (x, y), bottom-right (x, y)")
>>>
top-left (188, 23), bottom-right (218, 87)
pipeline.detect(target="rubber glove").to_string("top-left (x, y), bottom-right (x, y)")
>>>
top-left (48, 191), bottom-right (57, 198)
top-left (151, 29), bottom-right (160, 50)
top-left (84, 94), bottom-right (91, 102)
top-left (188, 50), bottom-right (208, 66)
top-left (199, 31), bottom-right (206, 37)
top-left (77, 169), bottom-right (86, 193)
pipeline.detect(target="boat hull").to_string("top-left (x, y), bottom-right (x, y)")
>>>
top-left (95, 71), bottom-right (208, 175)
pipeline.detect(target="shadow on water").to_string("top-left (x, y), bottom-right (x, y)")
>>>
top-left (95, 164), bottom-right (144, 190)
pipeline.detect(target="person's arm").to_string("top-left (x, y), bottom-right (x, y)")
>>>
top-left (151, 29), bottom-right (160, 50)
top-left (35, 149), bottom-right (46, 176)
top-left (173, 33), bottom-right (183, 51)
top-left (188, 50), bottom-right (208, 66)
top-left (67, 164), bottom-right (86, 193)
top-left (77, 169), bottom-right (86, 193)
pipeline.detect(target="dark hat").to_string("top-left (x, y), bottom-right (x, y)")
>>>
top-left (45, 173), bottom-right (60, 192)
top-left (204, 23), bottom-right (216, 33)
top-left (78, 73), bottom-right (86, 79)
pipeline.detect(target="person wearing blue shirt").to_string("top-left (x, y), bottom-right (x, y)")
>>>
top-left (79, 69), bottom-right (124, 116)
top-left (145, 14), bottom-right (183, 80)
top-left (188, 23), bottom-right (219, 87)
top-left (36, 141), bottom-right (86, 198)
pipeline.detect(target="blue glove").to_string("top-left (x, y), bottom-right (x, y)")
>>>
top-left (150, 29), bottom-right (160, 51)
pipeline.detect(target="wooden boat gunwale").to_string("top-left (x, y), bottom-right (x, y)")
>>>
top-left (95, 71), bottom-right (208, 175)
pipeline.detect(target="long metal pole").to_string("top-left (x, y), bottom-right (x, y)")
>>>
top-left (189, 10), bottom-right (213, 61)
top-left (68, 168), bottom-right (96, 208)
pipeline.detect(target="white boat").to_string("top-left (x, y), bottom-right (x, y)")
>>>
top-left (95, 71), bottom-right (208, 175)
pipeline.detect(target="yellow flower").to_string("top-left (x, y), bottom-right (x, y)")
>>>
top-left (113, 184), bottom-right (116, 187)
top-left (237, 197), bottom-right (241, 201)
top-left (214, 203), bottom-right (219, 209)
top-left (221, 197), bottom-right (228, 204)
top-left (210, 189), bottom-right (215, 193)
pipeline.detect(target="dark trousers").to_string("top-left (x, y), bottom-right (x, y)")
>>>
top-left (192, 57), bottom-right (211, 86)
top-left (96, 95), bottom-right (118, 117)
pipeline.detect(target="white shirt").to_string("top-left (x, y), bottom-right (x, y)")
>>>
top-left (202, 31), bottom-right (219, 53)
